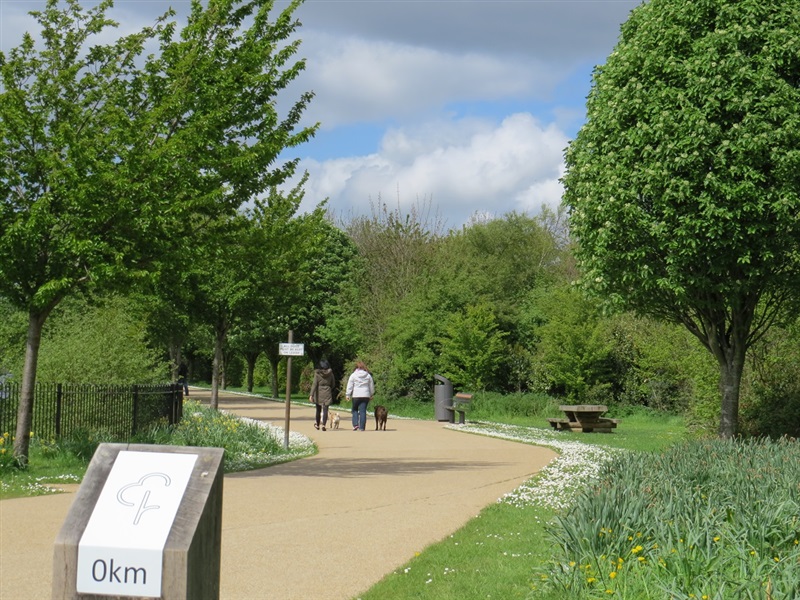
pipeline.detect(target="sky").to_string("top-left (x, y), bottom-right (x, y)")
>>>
top-left (0, 0), bottom-right (642, 230)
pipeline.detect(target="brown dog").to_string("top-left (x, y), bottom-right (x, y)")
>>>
top-left (374, 405), bottom-right (387, 431)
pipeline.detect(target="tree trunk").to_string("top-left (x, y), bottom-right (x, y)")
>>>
top-left (170, 343), bottom-right (182, 383)
top-left (688, 312), bottom-right (750, 439)
top-left (269, 357), bottom-right (279, 399)
top-left (13, 309), bottom-right (51, 465)
top-left (717, 346), bottom-right (745, 439)
top-left (211, 322), bottom-right (227, 410)
top-left (245, 352), bottom-right (257, 393)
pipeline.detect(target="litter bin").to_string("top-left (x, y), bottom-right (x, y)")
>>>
top-left (434, 374), bottom-right (453, 421)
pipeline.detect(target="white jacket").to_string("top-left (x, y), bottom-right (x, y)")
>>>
top-left (346, 368), bottom-right (375, 398)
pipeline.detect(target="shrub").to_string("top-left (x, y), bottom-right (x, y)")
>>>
top-left (60, 427), bottom-right (118, 462)
top-left (469, 391), bottom-right (558, 421)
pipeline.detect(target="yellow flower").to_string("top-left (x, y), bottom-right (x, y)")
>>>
top-left (587, 577), bottom-right (597, 584)
top-left (631, 545), bottom-right (643, 554)
top-left (609, 572), bottom-right (617, 579)
top-left (606, 590), bottom-right (614, 595)
top-left (713, 536), bottom-right (720, 542)
top-left (569, 561), bottom-right (576, 567)
top-left (637, 557), bottom-right (646, 563)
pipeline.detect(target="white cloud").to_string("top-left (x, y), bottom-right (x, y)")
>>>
top-left (297, 112), bottom-right (568, 229)
top-left (296, 33), bottom-right (555, 129)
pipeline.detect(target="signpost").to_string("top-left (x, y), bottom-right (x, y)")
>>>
top-left (278, 332), bottom-right (304, 449)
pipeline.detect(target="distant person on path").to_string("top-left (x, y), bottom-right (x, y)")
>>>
top-left (310, 360), bottom-right (335, 431)
top-left (0, 370), bottom-right (10, 400)
top-left (178, 361), bottom-right (189, 396)
top-left (346, 361), bottom-right (374, 431)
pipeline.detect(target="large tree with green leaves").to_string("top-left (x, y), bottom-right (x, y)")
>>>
top-left (562, 0), bottom-right (800, 437)
top-left (0, 0), bottom-right (315, 462)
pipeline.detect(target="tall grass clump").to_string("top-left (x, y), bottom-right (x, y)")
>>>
top-left (468, 392), bottom-right (560, 423)
top-left (539, 437), bottom-right (800, 599)
top-left (136, 401), bottom-right (315, 472)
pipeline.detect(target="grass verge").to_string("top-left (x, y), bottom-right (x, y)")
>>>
top-left (355, 415), bottom-right (689, 600)
top-left (0, 400), bottom-right (315, 499)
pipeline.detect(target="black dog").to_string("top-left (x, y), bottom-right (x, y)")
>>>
top-left (374, 405), bottom-right (388, 431)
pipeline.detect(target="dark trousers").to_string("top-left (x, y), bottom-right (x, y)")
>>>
top-left (315, 404), bottom-right (329, 427)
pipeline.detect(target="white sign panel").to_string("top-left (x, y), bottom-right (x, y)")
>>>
top-left (77, 451), bottom-right (198, 597)
top-left (279, 343), bottom-right (304, 356)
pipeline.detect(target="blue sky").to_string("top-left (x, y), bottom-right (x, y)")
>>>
top-left (1, 0), bottom-right (642, 229)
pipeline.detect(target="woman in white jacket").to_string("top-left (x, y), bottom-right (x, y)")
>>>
top-left (345, 361), bottom-right (375, 431)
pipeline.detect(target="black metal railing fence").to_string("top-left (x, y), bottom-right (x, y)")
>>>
top-left (0, 382), bottom-right (182, 442)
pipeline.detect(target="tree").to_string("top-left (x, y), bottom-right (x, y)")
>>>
top-left (526, 284), bottom-right (615, 402)
top-left (562, 0), bottom-right (800, 437)
top-left (230, 183), bottom-right (324, 401)
top-left (36, 295), bottom-right (169, 384)
top-left (0, 0), bottom-right (315, 462)
top-left (440, 303), bottom-right (508, 391)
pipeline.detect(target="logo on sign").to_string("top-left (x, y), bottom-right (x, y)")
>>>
top-left (117, 472), bottom-right (171, 525)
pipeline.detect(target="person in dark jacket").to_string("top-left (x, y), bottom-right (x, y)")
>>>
top-left (178, 361), bottom-right (189, 396)
top-left (310, 360), bottom-right (335, 431)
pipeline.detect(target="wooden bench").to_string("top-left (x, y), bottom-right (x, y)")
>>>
top-left (548, 405), bottom-right (620, 433)
top-left (445, 393), bottom-right (473, 425)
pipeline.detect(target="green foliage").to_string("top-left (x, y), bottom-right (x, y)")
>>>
top-left (609, 314), bottom-right (718, 416)
top-left (439, 303), bottom-right (508, 390)
top-left (33, 295), bottom-right (169, 384)
top-left (739, 322), bottom-right (800, 438)
top-left (59, 426), bottom-right (119, 462)
top-left (543, 438), bottom-right (800, 598)
top-left (117, 401), bottom-right (314, 472)
top-left (0, 0), bottom-right (316, 460)
top-left (0, 399), bottom-right (315, 498)
top-left (465, 391), bottom-right (558, 422)
top-left (527, 284), bottom-right (615, 401)
top-left (0, 431), bottom-right (22, 470)
top-left (562, 0), bottom-right (800, 437)
top-left (0, 298), bottom-right (26, 375)
top-left (344, 209), bottom-right (572, 398)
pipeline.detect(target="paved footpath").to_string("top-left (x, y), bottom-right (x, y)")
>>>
top-left (0, 389), bottom-right (556, 600)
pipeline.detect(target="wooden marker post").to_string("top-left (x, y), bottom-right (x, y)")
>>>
top-left (52, 443), bottom-right (224, 600)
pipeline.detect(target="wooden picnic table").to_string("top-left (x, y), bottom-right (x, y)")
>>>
top-left (547, 404), bottom-right (620, 433)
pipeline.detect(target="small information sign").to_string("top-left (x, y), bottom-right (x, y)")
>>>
top-left (279, 343), bottom-right (305, 356)
top-left (76, 451), bottom-right (198, 597)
